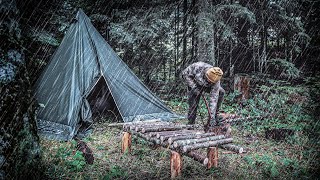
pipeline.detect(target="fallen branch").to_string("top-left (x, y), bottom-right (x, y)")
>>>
top-left (108, 119), bottom-right (162, 128)
top-left (156, 130), bottom-right (198, 138)
top-left (219, 144), bottom-right (245, 154)
top-left (173, 135), bottom-right (225, 148)
top-left (186, 151), bottom-right (208, 166)
top-left (141, 125), bottom-right (199, 133)
top-left (159, 132), bottom-right (198, 143)
top-left (125, 122), bottom-right (171, 131)
top-left (128, 130), bottom-right (160, 145)
top-left (168, 132), bottom-right (216, 145)
top-left (182, 138), bottom-right (233, 153)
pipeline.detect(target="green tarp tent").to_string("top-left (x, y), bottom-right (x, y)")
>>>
top-left (34, 9), bottom-right (182, 141)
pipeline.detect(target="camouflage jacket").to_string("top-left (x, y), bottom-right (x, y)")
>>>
top-left (181, 61), bottom-right (222, 119)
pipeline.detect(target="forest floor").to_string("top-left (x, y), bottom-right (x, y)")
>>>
top-left (40, 119), bottom-right (317, 179)
top-left (40, 79), bottom-right (319, 179)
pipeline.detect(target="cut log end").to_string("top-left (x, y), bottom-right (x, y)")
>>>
top-left (203, 158), bottom-right (209, 165)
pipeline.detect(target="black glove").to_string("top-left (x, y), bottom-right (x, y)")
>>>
top-left (191, 87), bottom-right (201, 96)
top-left (216, 115), bottom-right (224, 124)
top-left (209, 117), bottom-right (217, 127)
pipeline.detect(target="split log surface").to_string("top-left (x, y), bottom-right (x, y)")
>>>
top-left (168, 132), bottom-right (217, 145)
top-left (207, 147), bottom-right (218, 168)
top-left (220, 144), bottom-right (244, 154)
top-left (182, 138), bottom-right (233, 153)
top-left (173, 135), bottom-right (225, 148)
top-left (170, 151), bottom-right (182, 178)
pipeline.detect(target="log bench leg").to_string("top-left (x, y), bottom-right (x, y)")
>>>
top-left (207, 147), bottom-right (218, 169)
top-left (121, 132), bottom-right (132, 153)
top-left (170, 151), bottom-right (182, 179)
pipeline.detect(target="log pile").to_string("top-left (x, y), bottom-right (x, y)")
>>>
top-left (122, 122), bottom-right (245, 165)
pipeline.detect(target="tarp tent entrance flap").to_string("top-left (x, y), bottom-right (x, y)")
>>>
top-left (34, 9), bottom-right (183, 141)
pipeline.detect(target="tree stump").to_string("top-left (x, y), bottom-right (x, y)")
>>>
top-left (121, 132), bottom-right (132, 153)
top-left (170, 151), bottom-right (182, 179)
top-left (207, 147), bottom-right (218, 169)
top-left (234, 73), bottom-right (251, 101)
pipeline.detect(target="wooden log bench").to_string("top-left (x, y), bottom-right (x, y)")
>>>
top-left (118, 121), bottom-right (245, 178)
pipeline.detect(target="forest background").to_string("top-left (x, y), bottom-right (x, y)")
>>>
top-left (0, 0), bottom-right (319, 179)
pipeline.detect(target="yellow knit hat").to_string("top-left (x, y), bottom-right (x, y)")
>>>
top-left (205, 67), bottom-right (223, 83)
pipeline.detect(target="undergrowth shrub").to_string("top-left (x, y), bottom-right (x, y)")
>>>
top-left (45, 140), bottom-right (86, 178)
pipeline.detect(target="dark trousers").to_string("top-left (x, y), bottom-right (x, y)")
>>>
top-left (187, 86), bottom-right (225, 125)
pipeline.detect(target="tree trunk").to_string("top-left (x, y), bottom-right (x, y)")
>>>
top-left (191, 0), bottom-right (197, 63)
top-left (197, 0), bottom-right (211, 63)
top-left (229, 42), bottom-right (234, 77)
top-left (174, 2), bottom-right (180, 79)
top-left (260, 5), bottom-right (268, 73)
top-left (182, 0), bottom-right (188, 68)
top-left (234, 73), bottom-right (251, 101)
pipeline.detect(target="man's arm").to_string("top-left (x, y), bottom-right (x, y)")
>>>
top-left (181, 65), bottom-right (197, 89)
top-left (209, 82), bottom-right (220, 125)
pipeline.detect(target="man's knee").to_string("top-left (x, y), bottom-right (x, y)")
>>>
top-left (219, 88), bottom-right (225, 98)
top-left (219, 87), bottom-right (225, 95)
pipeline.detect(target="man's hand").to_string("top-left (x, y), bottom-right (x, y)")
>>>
top-left (210, 117), bottom-right (217, 126)
top-left (191, 87), bottom-right (201, 96)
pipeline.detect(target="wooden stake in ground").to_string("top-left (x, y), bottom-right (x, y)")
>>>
top-left (170, 151), bottom-right (182, 179)
top-left (207, 147), bottom-right (218, 169)
top-left (109, 119), bottom-right (163, 127)
top-left (121, 132), bottom-right (132, 153)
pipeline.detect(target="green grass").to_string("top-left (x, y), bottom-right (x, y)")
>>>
top-left (40, 80), bottom-right (319, 179)
top-left (41, 124), bottom-right (317, 179)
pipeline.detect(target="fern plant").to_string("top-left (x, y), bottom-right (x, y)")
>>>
top-left (267, 58), bottom-right (301, 79)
